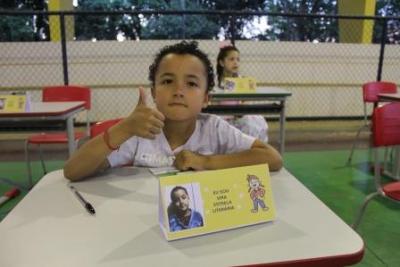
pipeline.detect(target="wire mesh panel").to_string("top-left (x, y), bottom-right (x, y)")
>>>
top-left (1, 10), bottom-right (399, 121)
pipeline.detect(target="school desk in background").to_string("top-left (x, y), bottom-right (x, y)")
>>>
top-left (205, 87), bottom-right (292, 154)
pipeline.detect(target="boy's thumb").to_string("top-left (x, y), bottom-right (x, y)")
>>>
top-left (138, 87), bottom-right (147, 106)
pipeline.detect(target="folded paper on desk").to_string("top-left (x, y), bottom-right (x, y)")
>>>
top-left (158, 164), bottom-right (275, 241)
top-left (149, 166), bottom-right (179, 176)
top-left (224, 77), bottom-right (257, 93)
top-left (0, 94), bottom-right (28, 112)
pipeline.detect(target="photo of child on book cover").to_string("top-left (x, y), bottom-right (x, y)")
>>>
top-left (166, 183), bottom-right (204, 232)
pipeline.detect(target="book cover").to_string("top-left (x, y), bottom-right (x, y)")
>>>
top-left (0, 94), bottom-right (27, 112)
top-left (223, 77), bottom-right (257, 93)
top-left (158, 164), bottom-right (275, 241)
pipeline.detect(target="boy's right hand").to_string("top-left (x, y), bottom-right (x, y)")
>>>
top-left (120, 87), bottom-right (165, 139)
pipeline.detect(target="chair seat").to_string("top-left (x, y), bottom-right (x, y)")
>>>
top-left (27, 132), bottom-right (85, 144)
top-left (383, 182), bottom-right (400, 201)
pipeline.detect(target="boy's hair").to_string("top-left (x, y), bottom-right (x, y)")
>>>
top-left (216, 45), bottom-right (240, 88)
top-left (170, 186), bottom-right (189, 202)
top-left (148, 41), bottom-right (215, 92)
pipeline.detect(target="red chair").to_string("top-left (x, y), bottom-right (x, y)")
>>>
top-left (25, 85), bottom-right (91, 188)
top-left (346, 81), bottom-right (397, 165)
top-left (352, 102), bottom-right (400, 229)
top-left (90, 118), bottom-right (123, 138)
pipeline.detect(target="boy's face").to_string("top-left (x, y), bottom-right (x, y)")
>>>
top-left (172, 189), bottom-right (190, 211)
top-left (153, 53), bottom-right (208, 121)
top-left (220, 50), bottom-right (240, 76)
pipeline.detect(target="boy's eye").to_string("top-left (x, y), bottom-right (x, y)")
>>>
top-left (161, 79), bottom-right (173, 85)
top-left (188, 81), bottom-right (198, 88)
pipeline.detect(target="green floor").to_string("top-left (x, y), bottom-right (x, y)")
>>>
top-left (1, 149), bottom-right (399, 266)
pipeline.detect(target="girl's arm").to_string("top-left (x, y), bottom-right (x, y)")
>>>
top-left (174, 140), bottom-right (283, 172)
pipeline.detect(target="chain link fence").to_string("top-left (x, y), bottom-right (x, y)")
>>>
top-left (1, 10), bottom-right (399, 123)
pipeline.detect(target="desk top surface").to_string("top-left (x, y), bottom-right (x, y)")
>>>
top-left (379, 92), bottom-right (400, 101)
top-left (211, 87), bottom-right (292, 97)
top-left (0, 101), bottom-right (85, 117)
top-left (0, 168), bottom-right (363, 267)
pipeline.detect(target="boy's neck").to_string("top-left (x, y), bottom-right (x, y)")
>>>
top-left (163, 119), bottom-right (197, 150)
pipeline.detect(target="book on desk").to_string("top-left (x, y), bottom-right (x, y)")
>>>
top-left (223, 77), bottom-right (257, 93)
top-left (158, 164), bottom-right (276, 241)
top-left (0, 92), bottom-right (31, 113)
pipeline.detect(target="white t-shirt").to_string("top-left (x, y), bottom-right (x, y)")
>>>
top-left (107, 113), bottom-right (255, 168)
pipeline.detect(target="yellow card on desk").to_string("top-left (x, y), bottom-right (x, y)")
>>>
top-left (0, 95), bottom-right (26, 112)
top-left (158, 164), bottom-right (275, 241)
top-left (224, 77), bottom-right (257, 93)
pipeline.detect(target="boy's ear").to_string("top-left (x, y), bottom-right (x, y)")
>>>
top-left (218, 59), bottom-right (224, 67)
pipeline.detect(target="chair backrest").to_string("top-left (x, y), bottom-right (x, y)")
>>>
top-left (43, 85), bottom-right (91, 110)
top-left (90, 118), bottom-right (123, 138)
top-left (363, 81), bottom-right (397, 103)
top-left (372, 102), bottom-right (400, 147)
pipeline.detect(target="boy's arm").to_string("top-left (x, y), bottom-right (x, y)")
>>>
top-left (63, 123), bottom-right (133, 181)
top-left (174, 139), bottom-right (283, 172)
top-left (64, 88), bottom-right (165, 181)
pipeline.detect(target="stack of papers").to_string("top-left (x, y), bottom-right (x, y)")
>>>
top-left (149, 166), bottom-right (180, 176)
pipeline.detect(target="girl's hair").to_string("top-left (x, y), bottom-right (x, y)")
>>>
top-left (170, 186), bottom-right (188, 202)
top-left (148, 41), bottom-right (215, 92)
top-left (216, 45), bottom-right (240, 88)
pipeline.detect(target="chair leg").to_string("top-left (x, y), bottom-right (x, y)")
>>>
top-left (25, 140), bottom-right (33, 189)
top-left (352, 191), bottom-right (379, 230)
top-left (38, 145), bottom-right (47, 175)
top-left (346, 124), bottom-right (369, 166)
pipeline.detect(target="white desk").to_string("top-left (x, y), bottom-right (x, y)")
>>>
top-left (378, 92), bottom-right (400, 102)
top-left (204, 87), bottom-right (292, 154)
top-left (0, 168), bottom-right (363, 267)
top-left (0, 101), bottom-right (85, 155)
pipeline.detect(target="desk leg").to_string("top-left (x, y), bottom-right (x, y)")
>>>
top-left (395, 146), bottom-right (400, 179)
top-left (66, 117), bottom-right (76, 156)
top-left (390, 146), bottom-right (400, 180)
top-left (279, 100), bottom-right (286, 155)
top-left (383, 146), bottom-right (400, 180)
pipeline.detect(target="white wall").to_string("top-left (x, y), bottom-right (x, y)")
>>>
top-left (1, 40), bottom-right (399, 121)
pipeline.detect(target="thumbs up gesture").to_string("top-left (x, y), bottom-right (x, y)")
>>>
top-left (120, 87), bottom-right (165, 139)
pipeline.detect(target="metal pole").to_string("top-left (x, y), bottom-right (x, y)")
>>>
top-left (376, 18), bottom-right (387, 81)
top-left (229, 15), bottom-right (236, 45)
top-left (180, 0), bottom-right (186, 39)
top-left (60, 13), bottom-right (69, 85)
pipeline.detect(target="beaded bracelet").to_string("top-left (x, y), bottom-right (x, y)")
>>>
top-left (103, 128), bottom-right (120, 151)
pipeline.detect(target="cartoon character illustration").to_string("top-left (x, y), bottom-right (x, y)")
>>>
top-left (247, 174), bottom-right (269, 213)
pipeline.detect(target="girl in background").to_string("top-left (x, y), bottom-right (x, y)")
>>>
top-left (216, 45), bottom-right (269, 143)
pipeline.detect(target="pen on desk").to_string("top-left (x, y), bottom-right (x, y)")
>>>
top-left (69, 185), bottom-right (96, 215)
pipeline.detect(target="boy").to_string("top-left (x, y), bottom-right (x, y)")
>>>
top-left (64, 41), bottom-right (282, 181)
